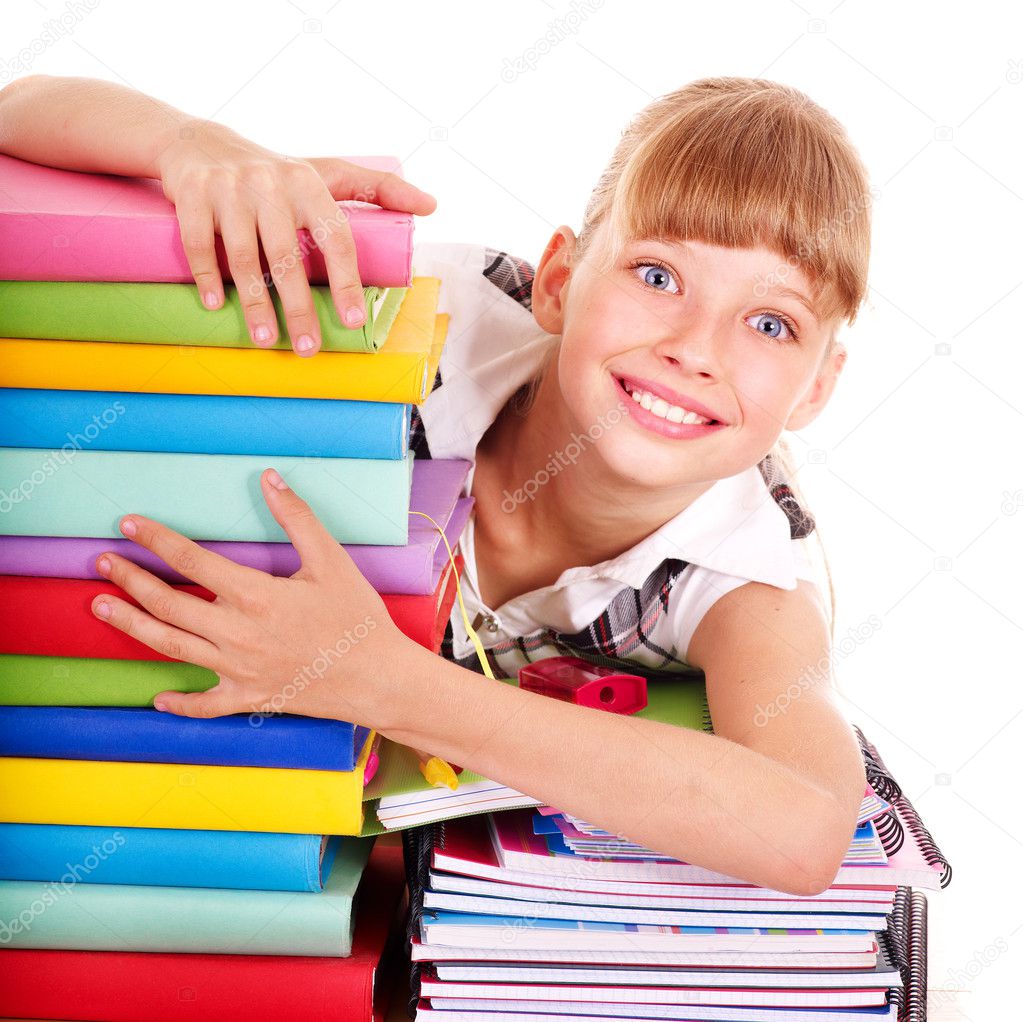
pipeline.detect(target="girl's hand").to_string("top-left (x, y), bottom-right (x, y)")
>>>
top-left (89, 468), bottom-right (410, 723)
top-left (157, 120), bottom-right (437, 357)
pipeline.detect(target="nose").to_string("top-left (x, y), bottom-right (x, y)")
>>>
top-left (651, 329), bottom-right (722, 379)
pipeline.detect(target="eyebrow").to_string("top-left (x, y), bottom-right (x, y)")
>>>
top-left (771, 285), bottom-right (820, 324)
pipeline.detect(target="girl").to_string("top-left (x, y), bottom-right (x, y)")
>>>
top-left (0, 74), bottom-right (870, 897)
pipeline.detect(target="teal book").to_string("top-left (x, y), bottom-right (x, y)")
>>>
top-left (0, 447), bottom-right (414, 543)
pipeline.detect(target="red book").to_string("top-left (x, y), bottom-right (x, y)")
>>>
top-left (0, 553), bottom-right (463, 660)
top-left (0, 838), bottom-right (408, 1022)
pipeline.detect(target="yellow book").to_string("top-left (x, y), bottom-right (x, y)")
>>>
top-left (0, 731), bottom-right (373, 835)
top-left (0, 277), bottom-right (442, 403)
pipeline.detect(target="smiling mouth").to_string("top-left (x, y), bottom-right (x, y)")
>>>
top-left (615, 377), bottom-right (723, 426)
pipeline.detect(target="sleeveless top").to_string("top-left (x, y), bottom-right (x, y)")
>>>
top-left (409, 241), bottom-right (823, 681)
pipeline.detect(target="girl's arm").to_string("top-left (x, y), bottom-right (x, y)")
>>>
top-left (0, 74), bottom-right (436, 354)
top-left (378, 577), bottom-right (867, 897)
top-left (90, 478), bottom-right (865, 897)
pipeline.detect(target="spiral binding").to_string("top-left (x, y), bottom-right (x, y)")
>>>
top-left (878, 887), bottom-right (909, 1021)
top-left (874, 805), bottom-right (906, 857)
top-left (906, 890), bottom-right (929, 1022)
top-left (855, 726), bottom-right (952, 889)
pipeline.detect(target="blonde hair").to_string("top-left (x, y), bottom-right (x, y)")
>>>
top-left (517, 77), bottom-right (874, 641)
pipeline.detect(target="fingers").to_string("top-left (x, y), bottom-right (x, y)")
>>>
top-left (218, 206), bottom-right (280, 348)
top-left (304, 158), bottom-right (438, 215)
top-left (296, 191), bottom-right (367, 334)
top-left (261, 468), bottom-right (341, 573)
top-left (176, 200), bottom-right (225, 311)
top-left (91, 587), bottom-right (223, 672)
top-left (109, 514), bottom-right (267, 606)
top-left (153, 680), bottom-right (246, 718)
top-left (257, 205), bottom-right (324, 357)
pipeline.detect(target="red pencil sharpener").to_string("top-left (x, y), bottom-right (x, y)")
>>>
top-left (517, 655), bottom-right (647, 715)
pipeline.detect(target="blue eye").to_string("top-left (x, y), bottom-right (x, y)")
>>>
top-left (632, 262), bottom-right (680, 293)
top-left (747, 312), bottom-right (798, 342)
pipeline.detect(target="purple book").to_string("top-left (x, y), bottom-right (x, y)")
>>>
top-left (0, 459), bottom-right (472, 596)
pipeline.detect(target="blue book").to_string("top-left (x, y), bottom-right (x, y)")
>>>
top-left (0, 822), bottom-right (339, 892)
top-left (0, 705), bottom-right (369, 770)
top-left (0, 387), bottom-right (410, 459)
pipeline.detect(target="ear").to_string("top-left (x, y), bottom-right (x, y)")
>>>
top-left (531, 225), bottom-right (577, 335)
top-left (785, 340), bottom-right (847, 432)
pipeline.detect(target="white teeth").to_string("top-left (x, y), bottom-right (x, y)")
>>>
top-left (624, 383), bottom-right (711, 425)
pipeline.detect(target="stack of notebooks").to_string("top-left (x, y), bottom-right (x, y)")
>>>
top-left (0, 152), bottom-right (474, 1019)
top-left (401, 676), bottom-right (951, 1022)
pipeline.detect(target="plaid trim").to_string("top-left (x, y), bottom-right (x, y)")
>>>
top-left (439, 558), bottom-right (693, 678)
top-left (483, 247), bottom-right (535, 311)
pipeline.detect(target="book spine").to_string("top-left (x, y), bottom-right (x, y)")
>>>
top-left (0, 447), bottom-right (412, 545)
top-left (0, 706), bottom-right (366, 772)
top-left (0, 338), bottom-right (430, 403)
top-left (0, 823), bottom-right (325, 892)
top-left (0, 654), bottom-right (214, 707)
top-left (0, 204), bottom-right (413, 287)
top-left (0, 388), bottom-right (409, 460)
top-left (1, 575), bottom-right (446, 663)
top-left (0, 754), bottom-right (367, 835)
top-left (0, 874), bottom-right (356, 956)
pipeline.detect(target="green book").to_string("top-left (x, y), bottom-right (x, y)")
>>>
top-left (0, 280), bottom-right (407, 352)
top-left (0, 835), bottom-right (372, 955)
top-left (0, 655), bottom-right (214, 706)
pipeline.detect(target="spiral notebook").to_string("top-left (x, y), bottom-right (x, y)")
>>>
top-left (401, 723), bottom-right (948, 1020)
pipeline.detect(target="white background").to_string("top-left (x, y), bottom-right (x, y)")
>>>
top-left (5, 0), bottom-right (1022, 1016)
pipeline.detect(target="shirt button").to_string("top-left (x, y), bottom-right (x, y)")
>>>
top-left (484, 613), bottom-right (500, 633)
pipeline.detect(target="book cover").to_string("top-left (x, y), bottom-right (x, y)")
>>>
top-left (0, 822), bottom-right (337, 892)
top-left (0, 732), bottom-right (373, 834)
top-left (0, 387), bottom-right (411, 459)
top-left (0, 447), bottom-right (414, 544)
top-left (0, 706), bottom-right (370, 771)
top-left (0, 152), bottom-right (413, 287)
top-left (0, 281), bottom-right (405, 352)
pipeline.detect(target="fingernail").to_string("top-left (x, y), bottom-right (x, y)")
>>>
top-left (266, 468), bottom-right (289, 490)
top-left (296, 334), bottom-right (315, 353)
top-left (120, 518), bottom-right (137, 538)
top-left (97, 556), bottom-right (111, 575)
top-left (254, 324), bottom-right (272, 343)
top-left (95, 600), bottom-right (111, 619)
top-left (154, 700), bottom-right (169, 712)
top-left (203, 291), bottom-right (220, 309)
top-left (344, 307), bottom-right (365, 328)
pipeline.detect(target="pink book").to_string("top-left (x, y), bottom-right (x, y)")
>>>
top-left (0, 153), bottom-right (412, 286)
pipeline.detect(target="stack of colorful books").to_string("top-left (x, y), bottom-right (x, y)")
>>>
top-left (0, 152), bottom-right (470, 1020)
top-left (403, 677), bottom-right (950, 1022)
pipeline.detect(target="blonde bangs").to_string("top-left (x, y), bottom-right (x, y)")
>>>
top-left (577, 78), bottom-right (873, 326)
